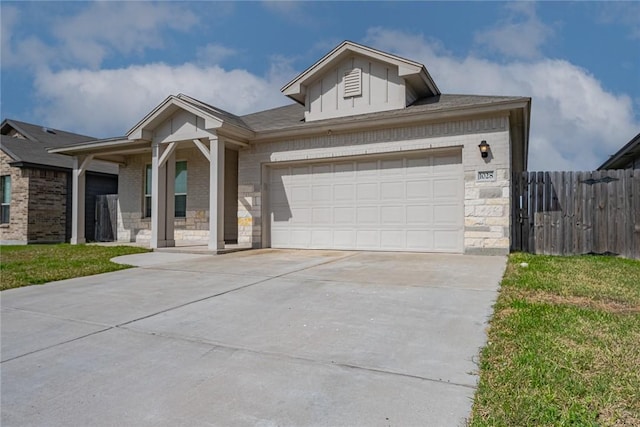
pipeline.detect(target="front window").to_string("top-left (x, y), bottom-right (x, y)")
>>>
top-left (1, 175), bottom-right (11, 224)
top-left (144, 161), bottom-right (187, 218)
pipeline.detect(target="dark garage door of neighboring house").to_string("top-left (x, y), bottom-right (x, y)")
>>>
top-left (65, 172), bottom-right (118, 242)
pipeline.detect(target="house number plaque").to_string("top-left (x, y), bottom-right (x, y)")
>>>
top-left (477, 170), bottom-right (496, 182)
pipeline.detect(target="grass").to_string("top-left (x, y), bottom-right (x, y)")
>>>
top-left (0, 244), bottom-right (150, 291)
top-left (469, 253), bottom-right (640, 427)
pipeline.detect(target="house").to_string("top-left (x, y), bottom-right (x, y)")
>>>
top-left (598, 132), bottom-right (640, 170)
top-left (51, 41), bottom-right (530, 254)
top-left (0, 119), bottom-right (118, 244)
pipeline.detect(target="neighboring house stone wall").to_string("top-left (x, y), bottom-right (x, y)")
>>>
top-left (0, 150), bottom-right (28, 243)
top-left (237, 115), bottom-right (512, 254)
top-left (117, 146), bottom-right (211, 243)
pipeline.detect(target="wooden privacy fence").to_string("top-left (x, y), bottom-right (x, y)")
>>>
top-left (95, 194), bottom-right (118, 242)
top-left (512, 169), bottom-right (640, 259)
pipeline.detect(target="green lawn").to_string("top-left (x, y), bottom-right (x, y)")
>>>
top-left (0, 244), bottom-right (150, 291)
top-left (469, 253), bottom-right (640, 426)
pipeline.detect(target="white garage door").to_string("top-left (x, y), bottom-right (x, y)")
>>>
top-left (268, 150), bottom-right (463, 252)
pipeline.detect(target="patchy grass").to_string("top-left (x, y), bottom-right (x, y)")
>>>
top-left (0, 244), bottom-right (150, 291)
top-left (470, 253), bottom-right (640, 427)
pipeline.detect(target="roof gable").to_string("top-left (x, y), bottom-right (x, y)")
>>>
top-left (127, 94), bottom-right (252, 142)
top-left (281, 41), bottom-right (440, 106)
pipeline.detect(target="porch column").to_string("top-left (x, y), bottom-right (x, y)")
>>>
top-left (209, 136), bottom-right (225, 250)
top-left (165, 151), bottom-right (176, 246)
top-left (71, 154), bottom-right (93, 244)
top-left (150, 143), bottom-right (168, 248)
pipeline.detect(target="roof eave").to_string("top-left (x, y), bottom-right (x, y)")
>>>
top-left (251, 98), bottom-right (530, 143)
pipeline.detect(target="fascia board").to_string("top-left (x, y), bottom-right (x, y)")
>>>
top-left (49, 138), bottom-right (143, 155)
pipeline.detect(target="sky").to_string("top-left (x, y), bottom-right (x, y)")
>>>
top-left (1, 1), bottom-right (639, 171)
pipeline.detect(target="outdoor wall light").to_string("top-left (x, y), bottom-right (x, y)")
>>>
top-left (478, 140), bottom-right (490, 158)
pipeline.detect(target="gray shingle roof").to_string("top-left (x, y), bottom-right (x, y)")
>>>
top-left (240, 94), bottom-right (528, 132)
top-left (1, 119), bottom-right (117, 174)
top-left (177, 94), bottom-right (251, 131)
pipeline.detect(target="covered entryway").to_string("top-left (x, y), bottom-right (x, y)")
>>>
top-left (268, 150), bottom-right (464, 252)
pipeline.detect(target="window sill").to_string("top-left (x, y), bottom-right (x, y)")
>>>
top-left (0, 224), bottom-right (9, 228)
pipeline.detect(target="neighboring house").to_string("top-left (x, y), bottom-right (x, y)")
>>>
top-left (52, 41), bottom-right (530, 254)
top-left (0, 119), bottom-right (118, 244)
top-left (598, 132), bottom-right (640, 170)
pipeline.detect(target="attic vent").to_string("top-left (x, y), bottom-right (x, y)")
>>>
top-left (42, 127), bottom-right (56, 135)
top-left (343, 68), bottom-right (362, 98)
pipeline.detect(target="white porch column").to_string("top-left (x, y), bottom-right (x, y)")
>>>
top-left (209, 136), bottom-right (225, 250)
top-left (165, 151), bottom-right (176, 246)
top-left (71, 154), bottom-right (93, 244)
top-left (150, 143), bottom-right (168, 248)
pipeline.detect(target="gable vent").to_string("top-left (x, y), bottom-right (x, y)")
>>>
top-left (343, 68), bottom-right (362, 98)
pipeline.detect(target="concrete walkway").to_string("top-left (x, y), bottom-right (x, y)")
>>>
top-left (1, 249), bottom-right (506, 426)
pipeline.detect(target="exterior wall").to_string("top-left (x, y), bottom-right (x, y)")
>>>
top-left (0, 150), bottom-right (29, 243)
top-left (26, 168), bottom-right (68, 242)
top-left (238, 115), bottom-right (512, 254)
top-left (0, 151), bottom-right (69, 244)
top-left (305, 54), bottom-right (405, 122)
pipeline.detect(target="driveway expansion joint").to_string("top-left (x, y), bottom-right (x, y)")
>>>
top-left (118, 324), bottom-right (477, 391)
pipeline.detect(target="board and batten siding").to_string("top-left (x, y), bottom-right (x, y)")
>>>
top-left (305, 55), bottom-right (407, 122)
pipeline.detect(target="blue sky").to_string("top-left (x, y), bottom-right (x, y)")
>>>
top-left (1, 1), bottom-right (639, 170)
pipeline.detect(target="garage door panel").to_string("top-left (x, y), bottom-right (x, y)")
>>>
top-left (290, 208), bottom-right (310, 224)
top-left (311, 230), bottom-right (332, 246)
top-left (290, 230), bottom-right (311, 246)
top-left (380, 158), bottom-right (404, 175)
top-left (406, 157), bottom-right (431, 174)
top-left (334, 230), bottom-right (356, 247)
top-left (407, 230), bottom-right (434, 249)
top-left (291, 186), bottom-right (310, 202)
top-left (380, 182), bottom-right (404, 199)
top-left (434, 178), bottom-right (461, 198)
top-left (269, 151), bottom-right (463, 252)
top-left (356, 230), bottom-right (379, 249)
top-left (334, 184), bottom-right (354, 200)
top-left (357, 161), bottom-right (378, 176)
top-left (312, 185), bottom-right (332, 202)
top-left (356, 183), bottom-right (378, 200)
top-left (407, 205), bottom-right (432, 224)
top-left (381, 230), bottom-right (405, 248)
top-left (434, 230), bottom-right (461, 251)
top-left (434, 205), bottom-right (462, 225)
top-left (357, 206), bottom-right (378, 224)
top-left (406, 181), bottom-right (432, 199)
top-left (334, 207), bottom-right (355, 224)
top-left (312, 207), bottom-right (332, 223)
top-left (381, 206), bottom-right (404, 224)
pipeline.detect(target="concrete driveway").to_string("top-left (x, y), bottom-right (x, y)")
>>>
top-left (1, 249), bottom-right (506, 426)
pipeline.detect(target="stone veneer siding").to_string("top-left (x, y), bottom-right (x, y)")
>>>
top-left (0, 150), bottom-right (69, 243)
top-left (237, 115), bottom-right (513, 254)
top-left (117, 146), bottom-right (211, 242)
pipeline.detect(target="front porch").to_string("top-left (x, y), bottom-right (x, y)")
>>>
top-left (52, 95), bottom-right (254, 252)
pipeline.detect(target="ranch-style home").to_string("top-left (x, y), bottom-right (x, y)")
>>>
top-left (52, 41), bottom-right (531, 255)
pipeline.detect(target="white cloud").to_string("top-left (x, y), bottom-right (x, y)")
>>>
top-left (196, 44), bottom-right (238, 65)
top-left (474, 2), bottom-right (554, 60)
top-left (365, 28), bottom-right (639, 171)
top-left (2, 2), bottom-right (198, 70)
top-left (33, 62), bottom-right (290, 137)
